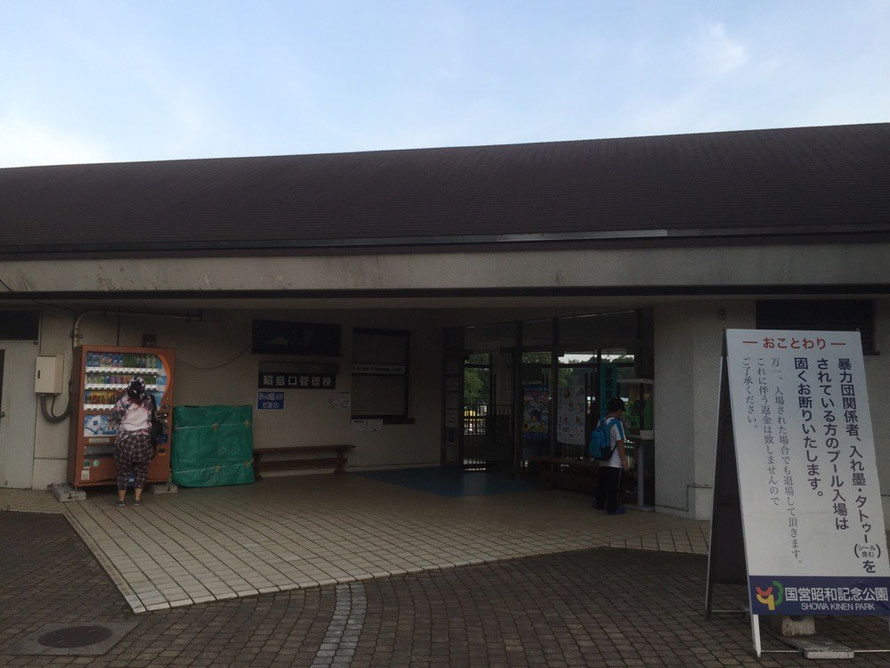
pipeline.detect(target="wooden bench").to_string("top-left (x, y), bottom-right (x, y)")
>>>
top-left (253, 444), bottom-right (355, 479)
top-left (530, 456), bottom-right (600, 492)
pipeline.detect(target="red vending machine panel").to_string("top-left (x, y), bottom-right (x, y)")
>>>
top-left (67, 345), bottom-right (175, 488)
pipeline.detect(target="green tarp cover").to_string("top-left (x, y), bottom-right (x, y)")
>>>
top-left (172, 405), bottom-right (254, 487)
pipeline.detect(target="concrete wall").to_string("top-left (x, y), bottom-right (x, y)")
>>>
top-left (4, 242), bottom-right (890, 295)
top-left (30, 312), bottom-right (74, 487)
top-left (29, 307), bottom-right (443, 488)
top-left (654, 300), bottom-right (756, 519)
top-left (654, 297), bottom-right (890, 522)
top-left (18, 294), bottom-right (890, 527)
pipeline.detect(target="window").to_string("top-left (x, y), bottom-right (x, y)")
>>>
top-left (351, 328), bottom-right (410, 420)
top-left (756, 300), bottom-right (877, 354)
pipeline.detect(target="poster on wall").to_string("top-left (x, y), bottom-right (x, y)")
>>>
top-left (328, 391), bottom-right (350, 409)
top-left (521, 384), bottom-right (550, 441)
top-left (716, 329), bottom-right (890, 621)
top-left (557, 384), bottom-right (586, 445)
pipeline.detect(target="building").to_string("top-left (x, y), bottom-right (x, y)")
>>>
top-left (1, 123), bottom-right (888, 522)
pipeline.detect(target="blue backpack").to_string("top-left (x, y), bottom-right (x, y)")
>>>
top-left (589, 417), bottom-right (622, 461)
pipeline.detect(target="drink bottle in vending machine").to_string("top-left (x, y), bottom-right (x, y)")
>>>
top-left (67, 345), bottom-right (175, 488)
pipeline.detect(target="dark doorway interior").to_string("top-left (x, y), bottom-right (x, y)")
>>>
top-left (453, 310), bottom-right (653, 504)
top-left (463, 351), bottom-right (513, 474)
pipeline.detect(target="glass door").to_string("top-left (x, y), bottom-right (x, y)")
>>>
top-left (555, 354), bottom-right (596, 459)
top-left (519, 351), bottom-right (551, 470)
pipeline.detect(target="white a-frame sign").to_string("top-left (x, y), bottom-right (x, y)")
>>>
top-left (707, 329), bottom-right (890, 656)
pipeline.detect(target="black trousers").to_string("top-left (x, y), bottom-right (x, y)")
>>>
top-left (596, 466), bottom-right (622, 513)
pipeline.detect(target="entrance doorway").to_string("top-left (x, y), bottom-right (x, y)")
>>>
top-left (517, 350), bottom-right (634, 468)
top-left (449, 310), bottom-right (653, 501)
top-left (462, 350), bottom-right (514, 473)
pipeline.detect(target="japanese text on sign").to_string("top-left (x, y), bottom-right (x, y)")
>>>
top-left (257, 391), bottom-right (285, 410)
top-left (725, 329), bottom-right (890, 616)
top-left (257, 372), bottom-right (336, 390)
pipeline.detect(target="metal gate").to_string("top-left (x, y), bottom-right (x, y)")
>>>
top-left (462, 354), bottom-right (513, 472)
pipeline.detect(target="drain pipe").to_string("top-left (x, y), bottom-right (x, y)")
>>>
top-left (37, 308), bottom-right (202, 424)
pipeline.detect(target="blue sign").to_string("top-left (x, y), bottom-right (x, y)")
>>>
top-left (748, 575), bottom-right (890, 616)
top-left (257, 391), bottom-right (285, 410)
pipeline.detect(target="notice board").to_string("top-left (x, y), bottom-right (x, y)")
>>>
top-left (709, 329), bottom-right (890, 653)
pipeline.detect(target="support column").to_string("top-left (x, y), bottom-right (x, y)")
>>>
top-left (654, 301), bottom-right (755, 519)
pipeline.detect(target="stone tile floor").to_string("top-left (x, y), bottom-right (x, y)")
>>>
top-left (3, 476), bottom-right (890, 665)
top-left (3, 508), bottom-right (890, 666)
top-left (4, 475), bottom-right (709, 613)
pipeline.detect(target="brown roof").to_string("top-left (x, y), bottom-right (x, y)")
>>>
top-left (1, 123), bottom-right (888, 257)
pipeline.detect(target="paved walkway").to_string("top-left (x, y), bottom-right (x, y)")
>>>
top-left (2, 475), bottom-right (709, 613)
top-left (3, 475), bottom-right (890, 665)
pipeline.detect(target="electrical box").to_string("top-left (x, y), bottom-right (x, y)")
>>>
top-left (35, 354), bottom-right (65, 394)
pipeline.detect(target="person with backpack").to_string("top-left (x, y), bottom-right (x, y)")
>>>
top-left (592, 397), bottom-right (630, 515)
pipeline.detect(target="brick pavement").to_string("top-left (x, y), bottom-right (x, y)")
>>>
top-left (3, 509), bottom-right (890, 667)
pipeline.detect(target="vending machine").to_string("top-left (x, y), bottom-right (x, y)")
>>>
top-left (67, 345), bottom-right (175, 488)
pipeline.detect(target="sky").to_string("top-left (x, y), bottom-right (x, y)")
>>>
top-left (1, 0), bottom-right (888, 168)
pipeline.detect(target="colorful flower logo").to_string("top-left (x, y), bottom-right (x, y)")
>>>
top-left (755, 580), bottom-right (784, 611)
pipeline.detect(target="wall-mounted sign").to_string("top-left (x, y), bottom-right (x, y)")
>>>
top-left (328, 391), bottom-right (350, 409)
top-left (258, 372), bottom-right (336, 390)
top-left (257, 391), bottom-right (285, 410)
